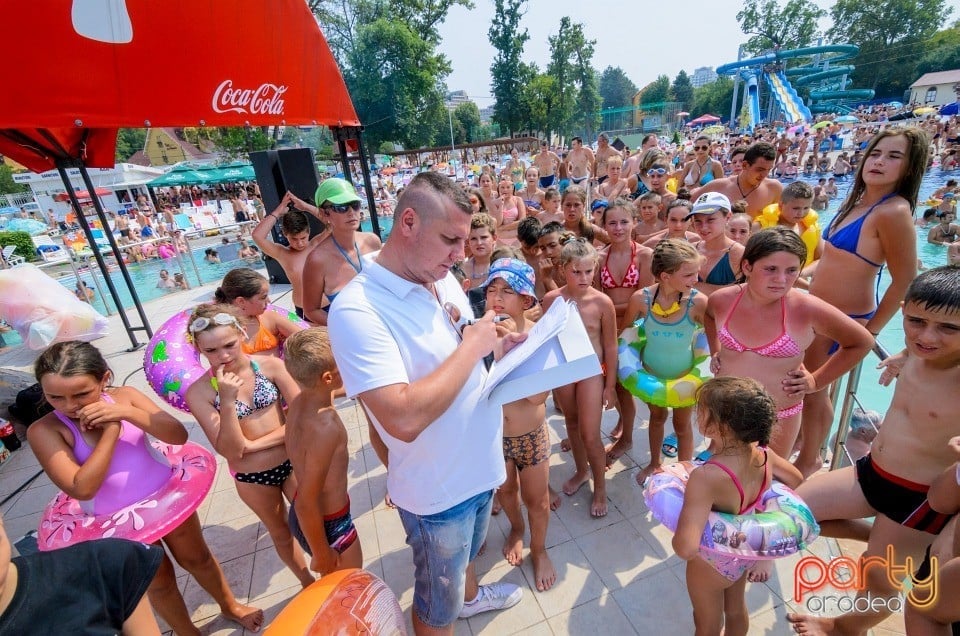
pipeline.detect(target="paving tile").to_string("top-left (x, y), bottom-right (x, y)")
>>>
top-left (205, 485), bottom-right (252, 525)
top-left (575, 519), bottom-right (663, 591)
top-left (248, 545), bottom-right (308, 601)
top-left (3, 479), bottom-right (59, 518)
top-left (202, 514), bottom-right (262, 563)
top-left (372, 507), bottom-right (409, 554)
top-left (510, 622), bottom-right (554, 636)
top-left (181, 553), bottom-right (256, 622)
top-left (613, 565), bottom-right (695, 633)
top-left (547, 592), bottom-right (637, 635)
top-left (245, 584), bottom-right (302, 635)
top-left (531, 540), bottom-right (606, 619)
top-left (467, 561), bottom-right (547, 635)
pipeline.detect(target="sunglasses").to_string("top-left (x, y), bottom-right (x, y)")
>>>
top-left (189, 312), bottom-right (241, 334)
top-left (322, 201), bottom-right (361, 213)
top-left (647, 168), bottom-right (667, 176)
top-left (694, 145), bottom-right (709, 151)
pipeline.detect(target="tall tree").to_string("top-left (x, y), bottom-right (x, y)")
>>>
top-left (453, 102), bottom-right (482, 143)
top-left (523, 71), bottom-right (558, 138)
top-left (598, 66), bottom-right (638, 109)
top-left (692, 77), bottom-right (735, 119)
top-left (547, 17), bottom-right (598, 137)
top-left (671, 70), bottom-right (694, 111)
top-left (489, 0), bottom-right (530, 137)
top-left (546, 17), bottom-right (579, 137)
top-left (736, 0), bottom-right (825, 55)
top-left (915, 22), bottom-right (960, 76)
top-left (345, 19), bottom-right (449, 149)
top-left (312, 0), bottom-right (465, 147)
top-left (638, 75), bottom-right (671, 106)
top-left (829, 0), bottom-right (952, 95)
top-left (0, 163), bottom-right (28, 196)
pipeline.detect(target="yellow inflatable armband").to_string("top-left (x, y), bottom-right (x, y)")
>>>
top-left (665, 177), bottom-right (677, 194)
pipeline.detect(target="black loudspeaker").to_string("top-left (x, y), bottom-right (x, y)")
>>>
top-left (250, 148), bottom-right (324, 284)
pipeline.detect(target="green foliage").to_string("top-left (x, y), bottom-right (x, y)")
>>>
top-left (213, 127), bottom-right (273, 160)
top-left (671, 71), bottom-right (694, 111)
top-left (547, 17), bottom-right (598, 137)
top-left (0, 164), bottom-right (28, 196)
top-left (736, 0), bottom-right (825, 55)
top-left (638, 75), bottom-right (671, 106)
top-left (453, 102), bottom-right (482, 143)
top-left (914, 22), bottom-right (960, 77)
top-left (344, 18), bottom-right (449, 149)
top-left (523, 72), bottom-right (559, 136)
top-left (115, 128), bottom-right (146, 162)
top-left (692, 77), bottom-right (735, 120)
top-left (829, 0), bottom-right (952, 95)
top-left (0, 231), bottom-right (36, 262)
top-left (489, 0), bottom-right (531, 137)
top-left (598, 66), bottom-right (638, 109)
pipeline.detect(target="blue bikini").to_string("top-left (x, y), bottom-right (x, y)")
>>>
top-left (822, 193), bottom-right (895, 352)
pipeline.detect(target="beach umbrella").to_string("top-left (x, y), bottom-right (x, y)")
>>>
top-left (676, 111), bottom-right (690, 118)
top-left (940, 102), bottom-right (959, 116)
top-left (381, 166), bottom-right (398, 175)
top-left (811, 121), bottom-right (833, 129)
top-left (6, 217), bottom-right (49, 235)
top-left (687, 114), bottom-right (721, 126)
top-left (913, 107), bottom-right (937, 116)
top-left (835, 115), bottom-right (859, 124)
top-left (887, 101), bottom-right (903, 109)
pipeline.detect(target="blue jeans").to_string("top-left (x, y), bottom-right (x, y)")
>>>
top-left (397, 490), bottom-right (493, 627)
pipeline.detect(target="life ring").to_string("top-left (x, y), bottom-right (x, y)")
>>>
top-left (264, 568), bottom-right (405, 635)
top-left (617, 322), bottom-right (711, 408)
top-left (756, 205), bottom-right (820, 266)
top-left (643, 462), bottom-right (820, 559)
top-left (38, 441), bottom-right (216, 551)
top-left (144, 303), bottom-right (307, 412)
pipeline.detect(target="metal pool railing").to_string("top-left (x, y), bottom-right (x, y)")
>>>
top-left (827, 341), bottom-right (891, 471)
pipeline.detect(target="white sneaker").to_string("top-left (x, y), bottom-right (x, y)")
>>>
top-left (458, 582), bottom-right (523, 618)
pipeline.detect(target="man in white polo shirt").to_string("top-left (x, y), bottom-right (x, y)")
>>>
top-left (328, 172), bottom-right (523, 635)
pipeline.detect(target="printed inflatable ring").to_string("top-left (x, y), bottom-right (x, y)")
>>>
top-left (265, 568), bottom-right (406, 635)
top-left (643, 462), bottom-right (820, 559)
top-left (144, 304), bottom-right (306, 412)
top-left (38, 441), bottom-right (216, 551)
top-left (617, 322), bottom-right (711, 408)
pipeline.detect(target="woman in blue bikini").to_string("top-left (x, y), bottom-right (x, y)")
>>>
top-left (795, 127), bottom-right (928, 477)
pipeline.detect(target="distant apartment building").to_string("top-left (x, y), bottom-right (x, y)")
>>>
top-left (479, 105), bottom-right (495, 124)
top-left (691, 67), bottom-right (718, 88)
top-left (445, 90), bottom-right (471, 109)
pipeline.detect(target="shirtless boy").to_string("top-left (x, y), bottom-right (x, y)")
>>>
top-left (532, 141), bottom-right (561, 189)
top-left (252, 191), bottom-right (329, 319)
top-left (788, 265), bottom-right (960, 635)
top-left (283, 328), bottom-right (363, 576)
top-left (594, 133), bottom-right (619, 184)
top-left (483, 259), bottom-right (558, 592)
top-left (696, 142), bottom-right (783, 219)
top-left (566, 137), bottom-right (595, 187)
top-left (301, 178), bottom-right (382, 325)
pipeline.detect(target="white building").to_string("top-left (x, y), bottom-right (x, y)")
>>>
top-left (479, 105), bottom-right (495, 123)
top-left (445, 90), bottom-right (471, 109)
top-left (691, 66), bottom-right (718, 88)
top-left (909, 70), bottom-right (960, 107)
top-left (12, 163), bottom-right (165, 220)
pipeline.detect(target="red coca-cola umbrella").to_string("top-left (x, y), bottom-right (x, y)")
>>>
top-left (53, 187), bottom-right (112, 202)
top-left (0, 1), bottom-right (363, 348)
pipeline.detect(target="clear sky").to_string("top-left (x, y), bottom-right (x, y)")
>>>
top-left (437, 0), bottom-right (959, 108)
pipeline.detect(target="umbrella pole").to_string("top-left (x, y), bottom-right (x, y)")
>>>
top-left (354, 130), bottom-right (381, 240)
top-left (59, 161), bottom-right (153, 349)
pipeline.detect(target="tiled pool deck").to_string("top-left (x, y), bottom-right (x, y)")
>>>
top-left (0, 273), bottom-right (907, 635)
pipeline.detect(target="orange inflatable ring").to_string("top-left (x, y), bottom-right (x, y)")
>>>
top-left (264, 568), bottom-right (405, 635)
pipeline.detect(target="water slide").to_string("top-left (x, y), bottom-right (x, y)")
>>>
top-left (716, 44), bottom-right (875, 128)
top-left (764, 69), bottom-right (812, 123)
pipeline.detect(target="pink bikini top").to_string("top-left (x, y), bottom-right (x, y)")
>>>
top-left (501, 199), bottom-right (519, 224)
top-left (717, 287), bottom-right (802, 358)
top-left (600, 241), bottom-right (641, 289)
top-left (54, 394), bottom-right (172, 515)
top-left (704, 448), bottom-right (770, 515)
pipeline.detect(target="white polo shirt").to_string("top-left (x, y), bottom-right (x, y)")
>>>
top-left (328, 261), bottom-right (505, 516)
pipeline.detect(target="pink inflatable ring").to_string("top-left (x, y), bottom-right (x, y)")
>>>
top-left (144, 304), bottom-right (307, 412)
top-left (38, 441), bottom-right (216, 551)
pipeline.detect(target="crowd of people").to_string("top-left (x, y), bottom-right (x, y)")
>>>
top-left (4, 121), bottom-right (960, 636)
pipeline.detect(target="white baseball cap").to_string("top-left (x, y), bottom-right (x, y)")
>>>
top-left (685, 192), bottom-right (732, 220)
